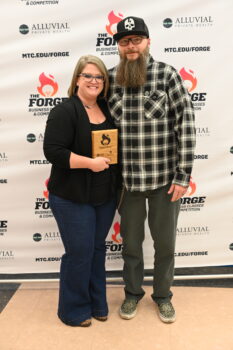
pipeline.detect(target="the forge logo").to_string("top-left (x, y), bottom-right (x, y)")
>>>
top-left (34, 179), bottom-right (53, 219)
top-left (28, 73), bottom-right (67, 116)
top-left (180, 178), bottom-right (206, 212)
top-left (96, 11), bottom-right (123, 56)
top-left (0, 220), bottom-right (8, 236)
top-left (179, 68), bottom-right (197, 92)
top-left (37, 73), bottom-right (58, 96)
top-left (43, 178), bottom-right (49, 199)
top-left (106, 11), bottom-right (123, 35)
top-left (179, 67), bottom-right (207, 112)
top-left (106, 221), bottom-right (123, 261)
top-left (112, 222), bottom-right (122, 243)
top-left (20, 0), bottom-right (60, 6)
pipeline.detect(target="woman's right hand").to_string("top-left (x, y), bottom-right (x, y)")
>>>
top-left (89, 157), bottom-right (110, 172)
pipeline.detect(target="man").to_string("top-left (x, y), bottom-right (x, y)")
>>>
top-left (108, 16), bottom-right (196, 323)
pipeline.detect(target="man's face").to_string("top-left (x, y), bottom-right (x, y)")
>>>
top-left (117, 35), bottom-right (150, 61)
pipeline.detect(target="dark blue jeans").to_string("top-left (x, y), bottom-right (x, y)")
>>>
top-left (49, 193), bottom-right (116, 326)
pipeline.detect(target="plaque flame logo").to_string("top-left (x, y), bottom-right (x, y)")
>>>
top-left (37, 73), bottom-right (58, 97)
top-left (179, 67), bottom-right (197, 92)
top-left (106, 10), bottom-right (124, 36)
top-left (101, 134), bottom-right (111, 145)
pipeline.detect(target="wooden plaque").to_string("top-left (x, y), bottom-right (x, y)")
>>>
top-left (91, 129), bottom-right (118, 164)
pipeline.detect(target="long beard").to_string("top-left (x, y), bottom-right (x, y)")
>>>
top-left (116, 47), bottom-right (149, 88)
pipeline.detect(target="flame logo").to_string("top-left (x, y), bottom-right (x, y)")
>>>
top-left (186, 177), bottom-right (196, 196)
top-left (112, 221), bottom-right (122, 243)
top-left (106, 10), bottom-right (124, 36)
top-left (43, 178), bottom-right (49, 199)
top-left (101, 134), bottom-right (111, 145)
top-left (179, 67), bottom-right (197, 92)
top-left (37, 73), bottom-right (58, 97)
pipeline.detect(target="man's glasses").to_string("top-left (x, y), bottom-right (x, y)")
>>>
top-left (118, 36), bottom-right (145, 47)
top-left (78, 73), bottom-right (105, 83)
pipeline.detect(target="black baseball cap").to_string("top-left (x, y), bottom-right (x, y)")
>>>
top-left (113, 16), bottom-right (149, 41)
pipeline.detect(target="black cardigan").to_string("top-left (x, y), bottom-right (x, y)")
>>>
top-left (43, 95), bottom-right (119, 203)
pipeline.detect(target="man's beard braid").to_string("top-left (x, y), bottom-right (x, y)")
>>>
top-left (116, 47), bottom-right (149, 88)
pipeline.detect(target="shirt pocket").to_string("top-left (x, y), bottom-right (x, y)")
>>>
top-left (108, 92), bottom-right (123, 122)
top-left (144, 90), bottom-right (168, 119)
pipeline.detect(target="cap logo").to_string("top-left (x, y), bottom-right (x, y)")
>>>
top-left (124, 18), bottom-right (135, 31)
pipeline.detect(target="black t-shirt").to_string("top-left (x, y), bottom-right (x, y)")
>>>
top-left (89, 119), bottom-right (116, 205)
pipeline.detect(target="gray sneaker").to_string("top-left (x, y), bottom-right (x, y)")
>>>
top-left (119, 299), bottom-right (138, 319)
top-left (157, 301), bottom-right (176, 323)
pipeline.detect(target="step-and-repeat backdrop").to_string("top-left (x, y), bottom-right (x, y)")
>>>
top-left (1, 0), bottom-right (233, 273)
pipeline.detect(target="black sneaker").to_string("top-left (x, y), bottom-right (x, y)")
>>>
top-left (157, 301), bottom-right (176, 323)
top-left (119, 299), bottom-right (138, 320)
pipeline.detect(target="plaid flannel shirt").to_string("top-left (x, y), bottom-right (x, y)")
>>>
top-left (108, 55), bottom-right (196, 191)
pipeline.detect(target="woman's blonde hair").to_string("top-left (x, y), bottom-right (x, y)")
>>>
top-left (68, 55), bottom-right (109, 98)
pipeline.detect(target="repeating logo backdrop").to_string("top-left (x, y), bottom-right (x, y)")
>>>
top-left (1, 0), bottom-right (233, 273)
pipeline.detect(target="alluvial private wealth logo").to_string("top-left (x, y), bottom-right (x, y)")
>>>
top-left (0, 152), bottom-right (8, 163)
top-left (106, 221), bottom-right (123, 261)
top-left (0, 220), bottom-right (8, 236)
top-left (177, 225), bottom-right (210, 237)
top-left (28, 73), bottom-right (67, 116)
top-left (180, 178), bottom-right (206, 212)
top-left (19, 22), bottom-right (70, 35)
top-left (96, 11), bottom-right (123, 56)
top-left (230, 146), bottom-right (233, 154)
top-left (179, 67), bottom-right (207, 112)
top-left (33, 232), bottom-right (42, 242)
top-left (19, 24), bottom-right (29, 34)
top-left (34, 179), bottom-right (53, 219)
top-left (20, 0), bottom-right (59, 6)
top-left (163, 16), bottom-right (213, 28)
top-left (196, 127), bottom-right (210, 137)
top-left (163, 18), bottom-right (173, 28)
top-left (33, 231), bottom-right (60, 242)
top-left (0, 250), bottom-right (14, 260)
top-left (229, 243), bottom-right (233, 251)
top-left (27, 133), bottom-right (44, 143)
top-left (0, 179), bottom-right (8, 184)
top-left (27, 133), bottom-right (36, 142)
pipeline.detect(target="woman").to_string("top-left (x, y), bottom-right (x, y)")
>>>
top-left (43, 55), bottom-right (118, 327)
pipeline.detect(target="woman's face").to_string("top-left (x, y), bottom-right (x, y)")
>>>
top-left (76, 63), bottom-right (104, 100)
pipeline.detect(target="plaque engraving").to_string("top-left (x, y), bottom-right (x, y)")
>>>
top-left (92, 129), bottom-right (118, 164)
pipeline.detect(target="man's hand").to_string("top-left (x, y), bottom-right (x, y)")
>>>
top-left (168, 184), bottom-right (188, 202)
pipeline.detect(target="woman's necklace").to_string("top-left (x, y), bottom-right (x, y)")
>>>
top-left (83, 102), bottom-right (97, 109)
